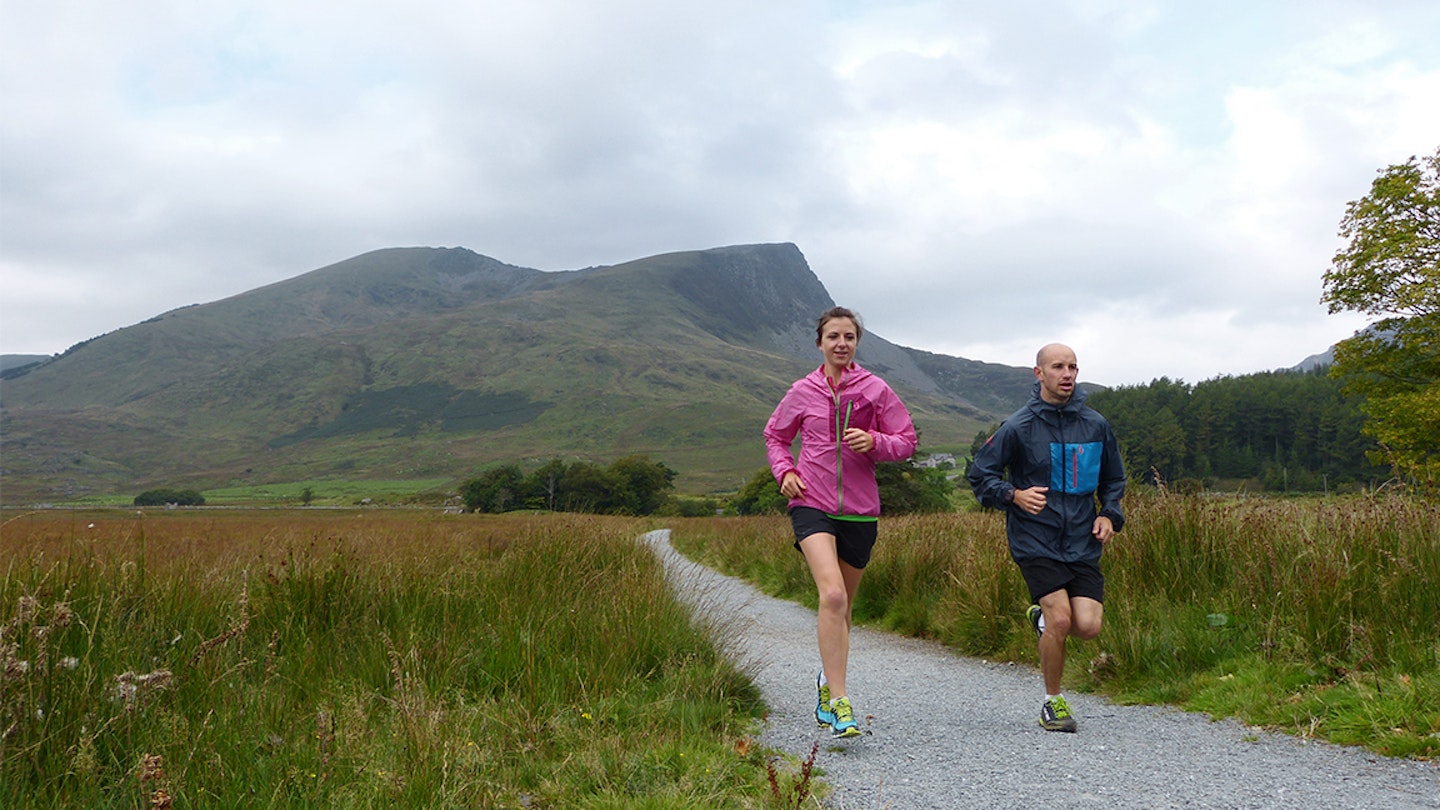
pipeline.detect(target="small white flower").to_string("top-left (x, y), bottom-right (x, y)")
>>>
top-left (60, 656), bottom-right (79, 670)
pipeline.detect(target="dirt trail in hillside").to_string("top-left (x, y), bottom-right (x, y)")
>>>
top-left (642, 529), bottom-right (1440, 809)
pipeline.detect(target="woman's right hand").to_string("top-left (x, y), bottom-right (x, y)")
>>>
top-left (780, 471), bottom-right (806, 499)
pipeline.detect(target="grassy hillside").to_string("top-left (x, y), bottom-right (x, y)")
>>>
top-left (0, 244), bottom-right (1024, 503)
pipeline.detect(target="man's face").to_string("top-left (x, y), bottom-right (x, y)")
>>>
top-left (1035, 346), bottom-right (1078, 405)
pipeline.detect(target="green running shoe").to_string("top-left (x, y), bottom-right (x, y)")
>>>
top-left (815, 672), bottom-right (836, 727)
top-left (830, 696), bottom-right (861, 738)
top-left (1039, 696), bottom-right (1077, 732)
top-left (1026, 604), bottom-right (1045, 638)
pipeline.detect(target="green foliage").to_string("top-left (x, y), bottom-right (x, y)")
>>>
top-left (1328, 318), bottom-right (1440, 486)
top-left (732, 467), bottom-right (787, 515)
top-left (1086, 371), bottom-right (1380, 491)
top-left (874, 458), bottom-right (954, 514)
top-left (609, 454), bottom-right (679, 515)
top-left (561, 461), bottom-right (624, 513)
top-left (133, 488), bottom-right (206, 506)
top-left (522, 458), bottom-right (568, 511)
top-left (1341, 372), bottom-right (1440, 485)
top-left (1322, 147), bottom-right (1440, 487)
top-left (460, 456), bottom-right (677, 516)
top-left (1323, 148), bottom-right (1440, 319)
top-left (460, 463), bottom-right (524, 512)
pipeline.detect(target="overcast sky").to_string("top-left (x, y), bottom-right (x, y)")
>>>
top-left (2, 1), bottom-right (1436, 386)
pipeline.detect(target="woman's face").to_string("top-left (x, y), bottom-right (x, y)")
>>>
top-left (817, 317), bottom-right (859, 370)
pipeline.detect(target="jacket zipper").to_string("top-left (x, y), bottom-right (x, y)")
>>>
top-left (1056, 409), bottom-right (1068, 553)
top-left (833, 387), bottom-right (852, 515)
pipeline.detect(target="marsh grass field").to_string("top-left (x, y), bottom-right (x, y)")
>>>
top-left (3, 494), bottom-right (1437, 808)
top-left (0, 511), bottom-right (783, 809)
top-left (671, 491), bottom-right (1440, 760)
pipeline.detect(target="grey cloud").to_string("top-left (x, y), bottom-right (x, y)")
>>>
top-left (2, 0), bottom-right (1437, 386)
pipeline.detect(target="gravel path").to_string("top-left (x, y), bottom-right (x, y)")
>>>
top-left (642, 530), bottom-right (1440, 809)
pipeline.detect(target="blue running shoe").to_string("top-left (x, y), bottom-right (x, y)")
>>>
top-left (815, 672), bottom-right (836, 727)
top-left (830, 696), bottom-right (861, 738)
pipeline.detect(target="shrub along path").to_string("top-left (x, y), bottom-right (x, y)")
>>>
top-left (644, 530), bottom-right (1439, 809)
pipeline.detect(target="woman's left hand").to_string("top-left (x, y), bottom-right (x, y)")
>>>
top-left (843, 428), bottom-right (874, 453)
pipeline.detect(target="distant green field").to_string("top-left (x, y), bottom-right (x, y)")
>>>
top-left (41, 479), bottom-right (458, 508)
top-left (202, 478), bottom-right (456, 504)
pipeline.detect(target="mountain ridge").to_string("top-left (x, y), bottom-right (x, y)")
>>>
top-left (0, 243), bottom-right (1032, 502)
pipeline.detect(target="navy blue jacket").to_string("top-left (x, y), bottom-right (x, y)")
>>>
top-left (967, 381), bottom-right (1126, 563)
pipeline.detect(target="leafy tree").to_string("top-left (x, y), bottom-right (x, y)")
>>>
top-left (1086, 378), bottom-right (1190, 485)
top-left (463, 456), bottom-right (678, 515)
top-left (300, 486), bottom-right (315, 506)
top-left (560, 461), bottom-right (623, 514)
top-left (875, 459), bottom-right (954, 514)
top-left (1126, 407), bottom-right (1188, 486)
top-left (732, 467), bottom-right (787, 515)
top-left (1322, 147), bottom-right (1440, 486)
top-left (1086, 369), bottom-right (1379, 492)
top-left (461, 464), bottom-right (524, 513)
top-left (134, 488), bottom-right (206, 507)
top-left (607, 454), bottom-right (677, 515)
top-left (522, 459), bottom-right (569, 511)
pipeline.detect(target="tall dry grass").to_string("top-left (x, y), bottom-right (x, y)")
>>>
top-left (1104, 494), bottom-right (1440, 673)
top-left (1, 510), bottom-right (780, 808)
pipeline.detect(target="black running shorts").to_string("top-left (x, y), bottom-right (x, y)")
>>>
top-left (1016, 556), bottom-right (1104, 604)
top-left (789, 506), bottom-right (878, 569)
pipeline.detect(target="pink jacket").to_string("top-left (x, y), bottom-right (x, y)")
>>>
top-left (764, 362), bottom-right (918, 517)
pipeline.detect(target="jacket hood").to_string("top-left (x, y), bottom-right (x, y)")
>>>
top-left (807, 362), bottom-right (875, 391)
top-left (1027, 379), bottom-right (1089, 415)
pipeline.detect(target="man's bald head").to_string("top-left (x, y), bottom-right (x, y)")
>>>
top-left (1036, 343), bottom-right (1076, 368)
top-left (1034, 343), bottom-right (1079, 405)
